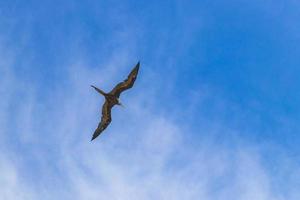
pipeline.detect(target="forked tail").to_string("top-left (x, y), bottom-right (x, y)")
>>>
top-left (91, 85), bottom-right (107, 96)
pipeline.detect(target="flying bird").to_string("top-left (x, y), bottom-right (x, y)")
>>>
top-left (90, 62), bottom-right (140, 141)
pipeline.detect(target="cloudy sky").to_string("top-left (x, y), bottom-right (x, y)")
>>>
top-left (1, 0), bottom-right (300, 199)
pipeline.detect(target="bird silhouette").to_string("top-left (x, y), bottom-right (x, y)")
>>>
top-left (90, 62), bottom-right (140, 141)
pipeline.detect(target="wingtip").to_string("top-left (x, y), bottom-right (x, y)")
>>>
top-left (135, 61), bottom-right (140, 71)
top-left (91, 136), bottom-right (96, 141)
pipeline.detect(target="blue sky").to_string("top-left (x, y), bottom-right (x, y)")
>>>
top-left (1, 0), bottom-right (300, 199)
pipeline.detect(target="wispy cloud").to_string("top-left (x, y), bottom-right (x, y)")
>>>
top-left (0, 47), bottom-right (299, 199)
top-left (1, 1), bottom-right (300, 199)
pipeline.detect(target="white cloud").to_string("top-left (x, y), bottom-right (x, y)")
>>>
top-left (0, 154), bottom-right (37, 200)
top-left (0, 28), bottom-right (299, 200)
top-left (0, 59), bottom-right (298, 200)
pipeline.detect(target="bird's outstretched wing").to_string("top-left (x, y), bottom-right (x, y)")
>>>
top-left (109, 62), bottom-right (140, 97)
top-left (91, 101), bottom-right (113, 141)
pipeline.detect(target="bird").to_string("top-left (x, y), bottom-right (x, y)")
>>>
top-left (90, 62), bottom-right (140, 141)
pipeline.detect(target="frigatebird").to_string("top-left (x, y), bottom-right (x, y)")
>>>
top-left (90, 62), bottom-right (140, 141)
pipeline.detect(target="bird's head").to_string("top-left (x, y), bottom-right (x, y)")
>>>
top-left (117, 99), bottom-right (124, 107)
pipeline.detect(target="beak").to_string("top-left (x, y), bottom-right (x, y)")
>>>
top-left (119, 103), bottom-right (124, 108)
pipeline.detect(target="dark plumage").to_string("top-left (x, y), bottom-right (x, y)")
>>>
top-left (90, 62), bottom-right (140, 141)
